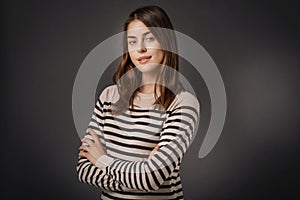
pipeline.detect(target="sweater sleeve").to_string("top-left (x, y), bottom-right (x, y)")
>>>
top-left (76, 97), bottom-right (116, 190)
top-left (99, 93), bottom-right (200, 192)
top-left (76, 87), bottom-right (200, 192)
top-left (76, 93), bottom-right (137, 192)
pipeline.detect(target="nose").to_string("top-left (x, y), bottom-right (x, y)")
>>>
top-left (137, 41), bottom-right (147, 53)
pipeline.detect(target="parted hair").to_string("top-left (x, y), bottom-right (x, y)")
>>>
top-left (112, 5), bottom-right (184, 114)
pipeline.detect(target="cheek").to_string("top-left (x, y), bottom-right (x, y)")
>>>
top-left (128, 52), bottom-right (137, 64)
top-left (155, 50), bottom-right (164, 63)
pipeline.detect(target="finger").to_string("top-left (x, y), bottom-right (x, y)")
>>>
top-left (148, 145), bottom-right (160, 159)
top-left (79, 151), bottom-right (97, 165)
top-left (148, 150), bottom-right (155, 159)
top-left (79, 150), bottom-right (92, 160)
top-left (149, 145), bottom-right (159, 155)
top-left (88, 129), bottom-right (106, 155)
top-left (79, 145), bottom-right (89, 151)
top-left (79, 150), bottom-right (88, 158)
top-left (88, 128), bottom-right (97, 136)
top-left (81, 137), bottom-right (94, 146)
top-left (148, 151), bottom-right (156, 159)
top-left (148, 152), bottom-right (153, 160)
top-left (154, 145), bottom-right (160, 151)
top-left (88, 128), bottom-right (100, 144)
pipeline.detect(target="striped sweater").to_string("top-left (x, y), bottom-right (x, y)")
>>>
top-left (77, 85), bottom-right (200, 200)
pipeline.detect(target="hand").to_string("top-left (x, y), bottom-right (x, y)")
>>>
top-left (148, 145), bottom-right (159, 160)
top-left (79, 128), bottom-right (106, 165)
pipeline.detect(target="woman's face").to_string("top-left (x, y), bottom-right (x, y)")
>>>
top-left (127, 19), bottom-right (164, 75)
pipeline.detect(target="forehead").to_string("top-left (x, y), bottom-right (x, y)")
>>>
top-left (127, 20), bottom-right (151, 36)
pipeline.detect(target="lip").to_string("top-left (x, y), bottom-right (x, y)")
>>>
top-left (137, 55), bottom-right (152, 64)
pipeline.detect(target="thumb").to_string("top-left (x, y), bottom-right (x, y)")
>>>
top-left (148, 145), bottom-right (160, 160)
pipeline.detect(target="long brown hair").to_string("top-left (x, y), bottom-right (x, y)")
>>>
top-left (112, 5), bottom-right (184, 114)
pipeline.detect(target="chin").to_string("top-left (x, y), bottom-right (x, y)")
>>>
top-left (135, 63), bottom-right (161, 74)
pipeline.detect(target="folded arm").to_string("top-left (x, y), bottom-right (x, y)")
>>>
top-left (76, 95), bottom-right (200, 192)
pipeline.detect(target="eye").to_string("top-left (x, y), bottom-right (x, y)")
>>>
top-left (128, 40), bottom-right (136, 46)
top-left (145, 37), bottom-right (155, 42)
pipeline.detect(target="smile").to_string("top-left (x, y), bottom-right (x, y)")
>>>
top-left (137, 56), bottom-right (152, 64)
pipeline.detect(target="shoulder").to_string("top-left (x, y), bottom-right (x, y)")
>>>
top-left (169, 90), bottom-right (200, 114)
top-left (177, 90), bottom-right (199, 105)
top-left (98, 84), bottom-right (119, 103)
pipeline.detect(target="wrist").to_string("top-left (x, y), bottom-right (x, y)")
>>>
top-left (95, 155), bottom-right (114, 170)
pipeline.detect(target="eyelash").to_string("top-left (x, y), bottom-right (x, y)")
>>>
top-left (128, 41), bottom-right (136, 45)
top-left (128, 37), bottom-right (155, 46)
top-left (146, 37), bottom-right (155, 42)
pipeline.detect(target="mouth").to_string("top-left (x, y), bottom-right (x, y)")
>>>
top-left (137, 55), bottom-right (152, 64)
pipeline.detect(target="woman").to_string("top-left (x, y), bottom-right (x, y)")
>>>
top-left (77, 5), bottom-right (200, 200)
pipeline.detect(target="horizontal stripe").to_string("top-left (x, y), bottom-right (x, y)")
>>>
top-left (77, 85), bottom-right (199, 200)
top-left (107, 146), bottom-right (148, 159)
top-left (104, 130), bottom-right (159, 144)
top-left (103, 122), bottom-right (160, 137)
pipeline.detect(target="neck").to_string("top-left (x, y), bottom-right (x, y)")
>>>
top-left (139, 83), bottom-right (156, 94)
top-left (139, 71), bottom-right (156, 94)
top-left (139, 64), bottom-right (165, 94)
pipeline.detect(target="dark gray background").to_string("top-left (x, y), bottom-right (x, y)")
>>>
top-left (2, 0), bottom-right (300, 199)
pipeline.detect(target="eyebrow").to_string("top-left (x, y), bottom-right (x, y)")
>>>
top-left (127, 31), bottom-right (151, 39)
